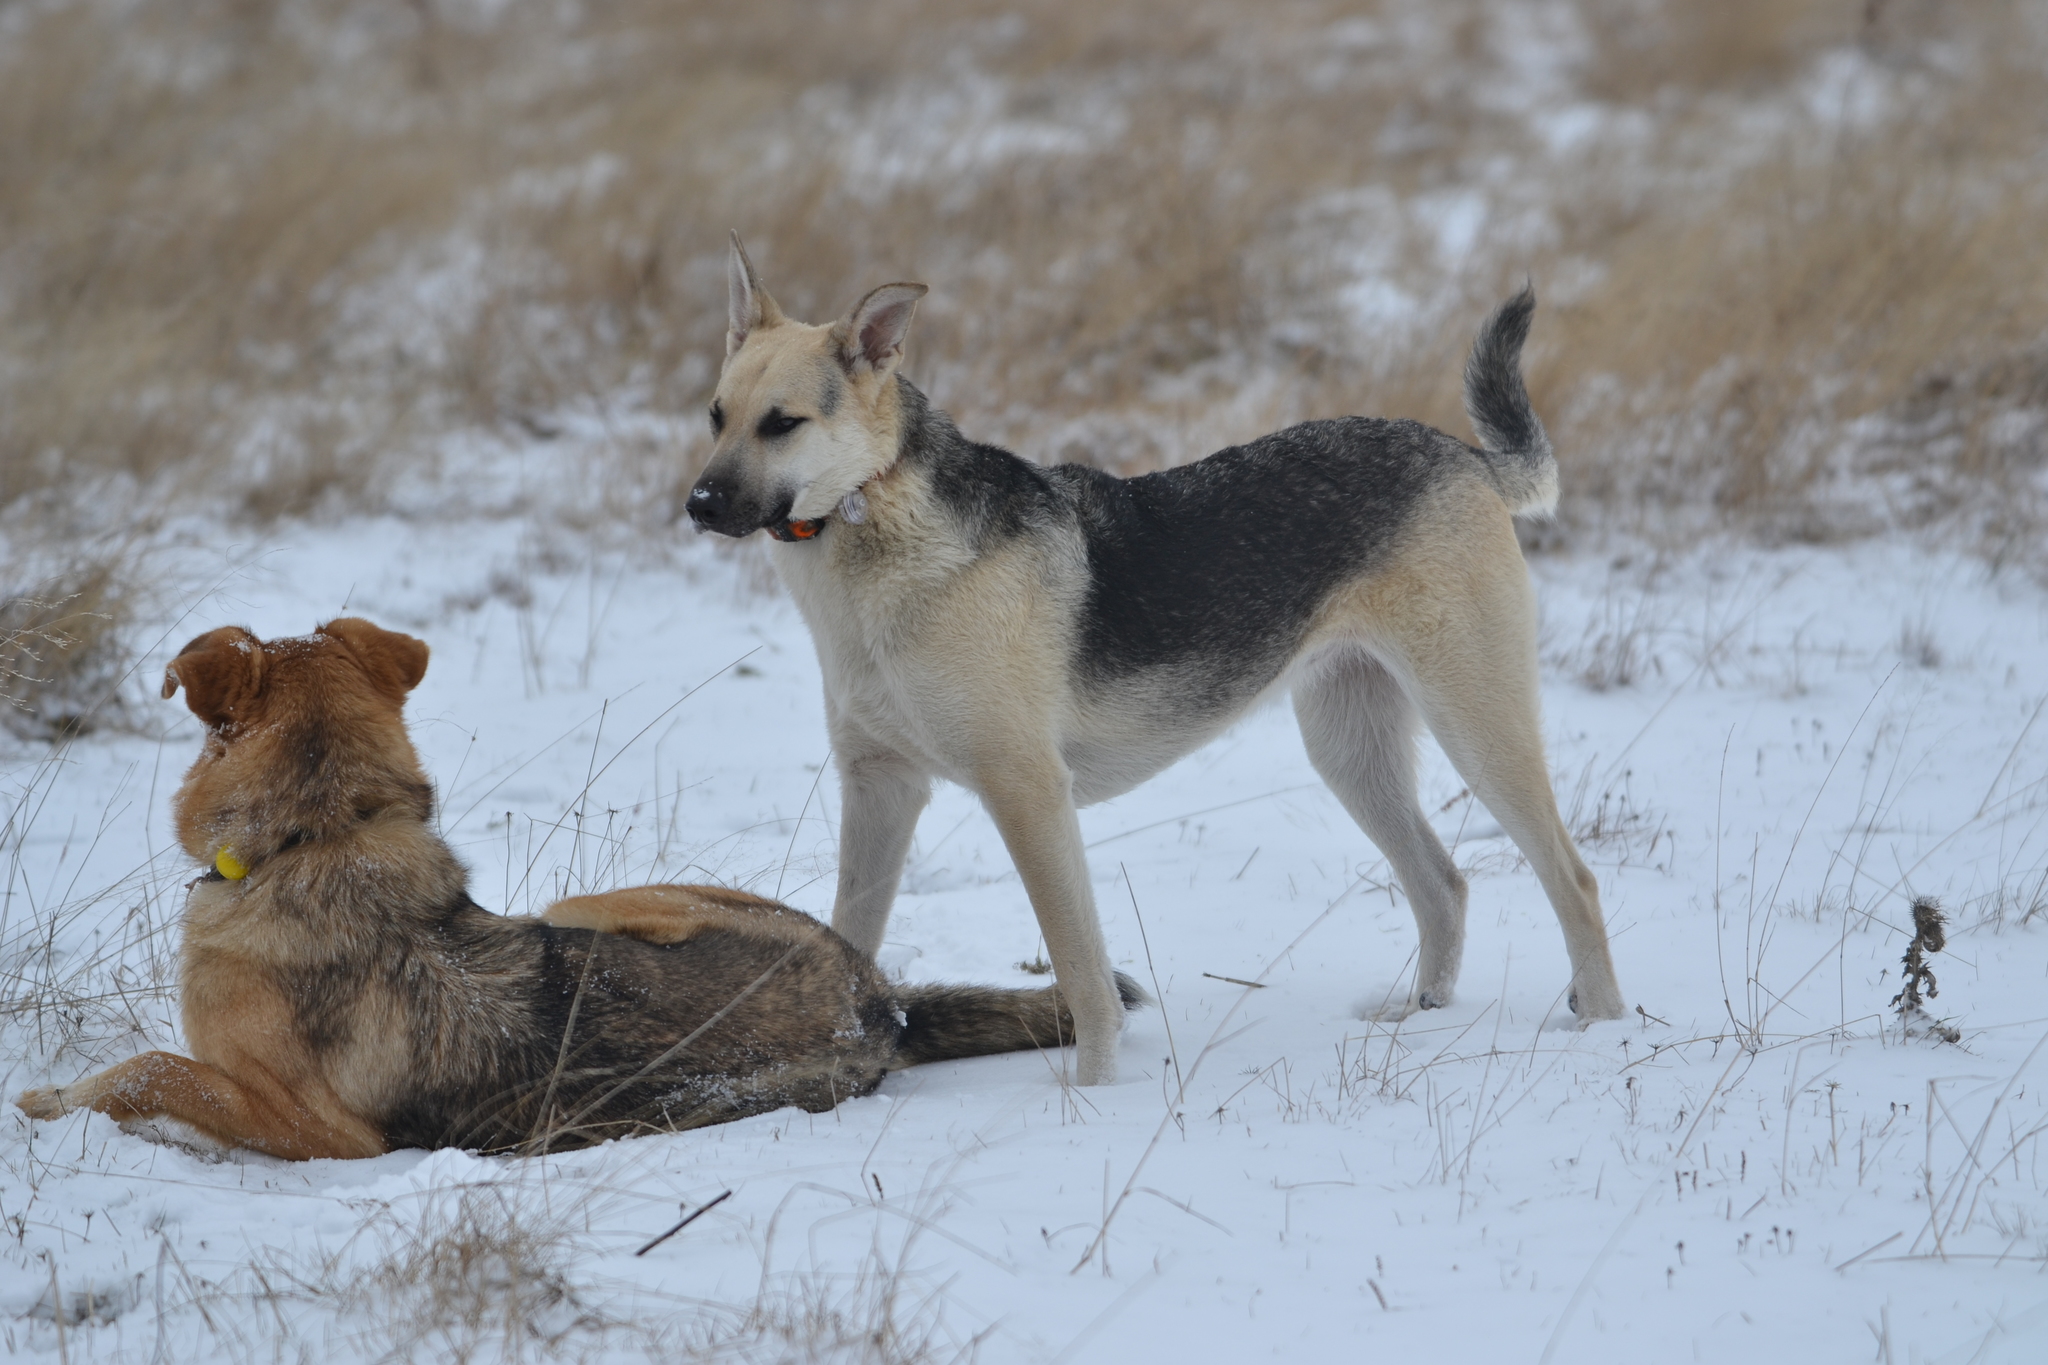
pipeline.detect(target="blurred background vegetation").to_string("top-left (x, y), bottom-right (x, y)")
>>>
top-left (2, 0), bottom-right (2044, 734)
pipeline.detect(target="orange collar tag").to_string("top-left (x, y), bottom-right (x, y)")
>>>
top-left (767, 517), bottom-right (825, 542)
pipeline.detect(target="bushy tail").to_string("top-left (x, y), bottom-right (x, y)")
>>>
top-left (891, 972), bottom-right (1148, 1067)
top-left (1461, 286), bottom-right (1558, 516)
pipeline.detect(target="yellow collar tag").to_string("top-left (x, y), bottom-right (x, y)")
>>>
top-left (215, 847), bottom-right (249, 880)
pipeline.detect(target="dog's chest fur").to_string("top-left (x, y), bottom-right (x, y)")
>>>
top-left (775, 472), bottom-right (1079, 781)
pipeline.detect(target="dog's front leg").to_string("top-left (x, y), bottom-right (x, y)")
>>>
top-left (975, 754), bottom-right (1124, 1085)
top-left (831, 745), bottom-right (932, 958)
top-left (15, 1052), bottom-right (384, 1160)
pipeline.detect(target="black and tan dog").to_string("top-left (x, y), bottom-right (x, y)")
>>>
top-left (685, 236), bottom-right (1625, 1085)
top-left (13, 619), bottom-right (1140, 1159)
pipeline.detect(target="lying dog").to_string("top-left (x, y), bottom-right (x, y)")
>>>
top-left (686, 235), bottom-right (1624, 1085)
top-left (14, 619), bottom-right (1139, 1158)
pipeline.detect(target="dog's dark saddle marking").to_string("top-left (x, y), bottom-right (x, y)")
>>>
top-left (894, 380), bottom-right (1454, 720)
top-left (1055, 418), bottom-right (1442, 712)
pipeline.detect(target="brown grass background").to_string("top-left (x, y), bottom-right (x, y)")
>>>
top-left (2, 0), bottom-right (2045, 727)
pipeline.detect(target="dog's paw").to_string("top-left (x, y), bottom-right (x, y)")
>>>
top-left (1357, 989), bottom-right (1450, 1023)
top-left (1567, 979), bottom-right (1627, 1022)
top-left (1359, 996), bottom-right (1417, 1023)
top-left (15, 1086), bottom-right (71, 1121)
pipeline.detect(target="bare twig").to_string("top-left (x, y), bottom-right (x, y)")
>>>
top-left (634, 1190), bottom-right (732, 1256)
top-left (1201, 972), bottom-right (1265, 989)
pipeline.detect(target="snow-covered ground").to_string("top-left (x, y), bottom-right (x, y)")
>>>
top-left (4, 517), bottom-right (2047, 1362)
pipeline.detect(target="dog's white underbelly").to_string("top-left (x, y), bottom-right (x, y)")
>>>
top-left (1061, 664), bottom-right (1300, 805)
top-left (1063, 738), bottom-right (1190, 806)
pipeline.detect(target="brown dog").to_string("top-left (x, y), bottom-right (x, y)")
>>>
top-left (13, 619), bottom-right (1139, 1159)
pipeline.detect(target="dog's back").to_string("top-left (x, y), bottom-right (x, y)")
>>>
top-left (377, 907), bottom-right (904, 1152)
top-left (1064, 289), bottom-right (1552, 709)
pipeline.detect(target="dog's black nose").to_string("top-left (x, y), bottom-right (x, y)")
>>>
top-left (685, 481), bottom-right (727, 532)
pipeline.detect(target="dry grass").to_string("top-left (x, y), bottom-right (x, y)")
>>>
top-left (1531, 5), bottom-right (2048, 543)
top-left (173, 1182), bottom-right (958, 1365)
top-left (0, 0), bottom-right (2044, 616)
top-left (1579, 0), bottom-right (1859, 100)
top-left (314, 1186), bottom-right (595, 1363)
top-left (0, 554), bottom-right (143, 740)
top-left (9, 1159), bottom-right (967, 1363)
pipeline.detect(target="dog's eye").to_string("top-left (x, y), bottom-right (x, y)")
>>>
top-left (758, 411), bottom-right (807, 439)
top-left (708, 401), bottom-right (725, 435)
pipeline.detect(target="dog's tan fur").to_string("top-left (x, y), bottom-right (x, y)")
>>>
top-left (15, 619), bottom-right (1139, 1157)
top-left (688, 238), bottom-right (1623, 1085)
top-left (541, 884), bottom-right (833, 949)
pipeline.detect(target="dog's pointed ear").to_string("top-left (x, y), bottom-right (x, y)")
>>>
top-left (162, 627), bottom-right (266, 727)
top-left (831, 282), bottom-right (929, 378)
top-left (318, 618), bottom-right (430, 702)
top-left (726, 231), bottom-right (784, 358)
top-left (833, 282), bottom-right (928, 378)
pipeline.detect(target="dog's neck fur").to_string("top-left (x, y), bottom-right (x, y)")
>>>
top-left (889, 380), bottom-right (967, 479)
top-left (843, 378), bottom-right (1034, 554)
top-left (184, 814), bottom-right (468, 941)
top-left (179, 721), bottom-right (471, 953)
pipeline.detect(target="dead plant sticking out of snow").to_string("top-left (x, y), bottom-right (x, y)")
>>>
top-left (1892, 896), bottom-right (1960, 1044)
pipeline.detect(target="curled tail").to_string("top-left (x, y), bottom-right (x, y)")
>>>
top-left (891, 972), bottom-right (1148, 1068)
top-left (1462, 286), bottom-right (1558, 516)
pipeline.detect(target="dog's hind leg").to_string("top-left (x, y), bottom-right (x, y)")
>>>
top-left (975, 750), bottom-right (1124, 1085)
top-left (15, 1052), bottom-right (384, 1160)
top-left (1293, 648), bottom-right (1469, 1017)
top-left (830, 743), bottom-right (932, 958)
top-left (1370, 511), bottom-right (1625, 1022)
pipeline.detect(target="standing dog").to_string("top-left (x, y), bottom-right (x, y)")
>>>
top-left (687, 235), bottom-right (1624, 1085)
top-left (14, 619), bottom-right (1139, 1158)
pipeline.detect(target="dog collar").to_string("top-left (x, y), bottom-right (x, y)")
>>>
top-left (207, 827), bottom-right (309, 882)
top-left (765, 488), bottom-right (870, 543)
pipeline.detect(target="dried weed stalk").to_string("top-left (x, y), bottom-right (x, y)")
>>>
top-left (1892, 896), bottom-right (1960, 1043)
